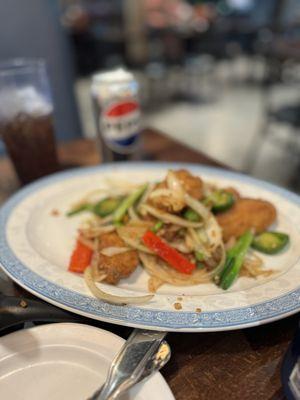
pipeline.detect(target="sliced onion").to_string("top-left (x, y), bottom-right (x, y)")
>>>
top-left (128, 206), bottom-right (140, 221)
top-left (166, 170), bottom-right (185, 200)
top-left (137, 182), bottom-right (155, 210)
top-left (100, 247), bottom-right (131, 257)
top-left (244, 252), bottom-right (263, 269)
top-left (185, 233), bottom-right (196, 251)
top-left (197, 228), bottom-right (209, 245)
top-left (92, 215), bottom-right (113, 226)
top-left (117, 227), bottom-right (154, 254)
top-left (209, 243), bottom-right (226, 279)
top-left (205, 215), bottom-right (223, 250)
top-left (184, 193), bottom-right (210, 221)
top-left (148, 189), bottom-right (174, 199)
top-left (78, 236), bottom-right (95, 250)
top-left (165, 240), bottom-right (191, 254)
top-left (187, 227), bottom-right (201, 246)
top-left (139, 253), bottom-right (210, 286)
top-left (242, 253), bottom-right (273, 277)
top-left (146, 171), bottom-right (186, 210)
top-left (84, 267), bottom-right (153, 305)
top-left (187, 228), bottom-right (211, 258)
top-left (148, 276), bottom-right (165, 292)
top-left (140, 204), bottom-right (203, 228)
top-left (184, 193), bottom-right (223, 251)
top-left (117, 225), bottom-right (149, 237)
top-left (127, 220), bottom-right (153, 228)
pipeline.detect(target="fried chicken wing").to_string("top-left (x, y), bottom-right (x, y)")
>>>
top-left (95, 232), bottom-right (139, 284)
top-left (216, 198), bottom-right (277, 241)
top-left (149, 169), bottom-right (203, 212)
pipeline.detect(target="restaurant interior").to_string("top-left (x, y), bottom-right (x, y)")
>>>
top-left (1, 0), bottom-right (300, 190)
top-left (0, 1), bottom-right (300, 400)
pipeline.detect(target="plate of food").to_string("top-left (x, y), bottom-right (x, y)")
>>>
top-left (0, 162), bottom-right (299, 331)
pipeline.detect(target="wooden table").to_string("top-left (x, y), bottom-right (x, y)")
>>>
top-left (0, 128), bottom-right (296, 400)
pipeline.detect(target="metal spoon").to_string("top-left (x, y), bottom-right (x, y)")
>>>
top-left (88, 333), bottom-right (171, 400)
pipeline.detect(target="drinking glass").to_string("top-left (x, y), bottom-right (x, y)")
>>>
top-left (0, 59), bottom-right (59, 184)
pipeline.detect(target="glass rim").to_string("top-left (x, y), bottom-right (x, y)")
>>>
top-left (0, 58), bottom-right (46, 76)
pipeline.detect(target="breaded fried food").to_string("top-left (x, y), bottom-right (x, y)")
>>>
top-left (149, 169), bottom-right (203, 212)
top-left (216, 198), bottom-right (277, 241)
top-left (96, 232), bottom-right (139, 284)
top-left (175, 169), bottom-right (203, 199)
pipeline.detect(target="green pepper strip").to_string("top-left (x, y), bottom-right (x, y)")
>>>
top-left (218, 234), bottom-right (248, 284)
top-left (66, 204), bottom-right (91, 217)
top-left (183, 208), bottom-right (201, 222)
top-left (93, 197), bottom-right (123, 217)
top-left (152, 221), bottom-right (164, 233)
top-left (113, 184), bottom-right (148, 224)
top-left (203, 190), bottom-right (234, 213)
top-left (195, 251), bottom-right (205, 261)
top-left (219, 231), bottom-right (254, 290)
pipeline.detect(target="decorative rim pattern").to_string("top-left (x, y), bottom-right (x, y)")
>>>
top-left (1, 162), bottom-right (300, 332)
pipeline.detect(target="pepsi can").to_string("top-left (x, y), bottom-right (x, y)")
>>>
top-left (91, 68), bottom-right (141, 162)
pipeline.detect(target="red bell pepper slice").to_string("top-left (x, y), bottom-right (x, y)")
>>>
top-left (68, 239), bottom-right (93, 273)
top-left (142, 230), bottom-right (196, 275)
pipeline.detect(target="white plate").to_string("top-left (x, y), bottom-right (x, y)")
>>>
top-left (0, 162), bottom-right (300, 331)
top-left (0, 323), bottom-right (174, 400)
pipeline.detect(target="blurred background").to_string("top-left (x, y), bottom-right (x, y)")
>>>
top-left (1, 0), bottom-right (300, 192)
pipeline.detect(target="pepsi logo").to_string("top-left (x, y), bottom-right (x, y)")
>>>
top-left (105, 101), bottom-right (139, 117)
top-left (102, 100), bottom-right (140, 142)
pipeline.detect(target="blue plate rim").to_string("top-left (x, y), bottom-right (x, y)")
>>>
top-left (0, 161), bottom-right (300, 331)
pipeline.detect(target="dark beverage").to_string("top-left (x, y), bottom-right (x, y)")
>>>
top-left (0, 59), bottom-right (59, 184)
top-left (0, 112), bottom-right (59, 184)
